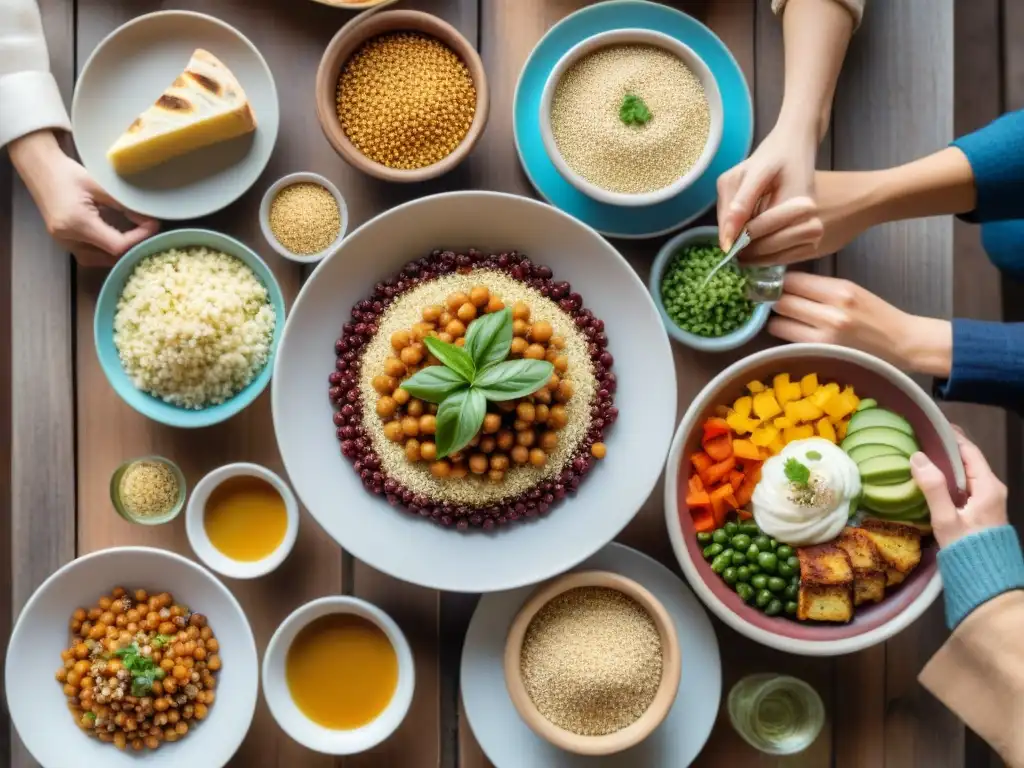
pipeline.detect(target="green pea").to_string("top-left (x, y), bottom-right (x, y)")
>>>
top-left (736, 583), bottom-right (755, 602)
top-left (747, 563), bottom-right (761, 575)
top-left (787, 556), bottom-right (800, 570)
top-left (711, 553), bottom-right (732, 574)
top-left (736, 566), bottom-right (751, 582)
top-left (776, 545), bottom-right (793, 559)
top-left (751, 574), bottom-right (768, 590)
top-left (696, 532), bottom-right (713, 545)
top-left (765, 599), bottom-right (783, 617)
top-left (784, 583), bottom-right (799, 601)
top-left (777, 562), bottom-right (795, 579)
top-left (756, 589), bottom-right (773, 608)
top-left (785, 601), bottom-right (798, 616)
top-left (740, 521), bottom-right (760, 536)
top-left (769, 538), bottom-right (779, 550)
top-left (768, 576), bottom-right (787, 593)
top-left (746, 544), bottom-right (760, 560)
top-left (702, 543), bottom-right (723, 560)
top-left (724, 521), bottom-right (739, 536)
top-left (757, 552), bottom-right (778, 573)
top-left (730, 534), bottom-right (751, 551)
top-left (720, 548), bottom-right (735, 563)
top-left (731, 551), bottom-right (747, 566)
top-left (753, 535), bottom-right (772, 551)
top-left (722, 567), bottom-right (738, 585)
top-left (712, 529), bottom-right (729, 545)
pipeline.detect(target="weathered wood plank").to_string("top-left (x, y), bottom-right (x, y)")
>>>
top-left (832, 3), bottom-right (958, 768)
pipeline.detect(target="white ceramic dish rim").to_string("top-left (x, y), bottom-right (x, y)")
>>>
top-left (663, 343), bottom-right (963, 656)
top-left (262, 596), bottom-right (415, 755)
top-left (70, 10), bottom-right (279, 221)
top-left (186, 462), bottom-right (300, 580)
top-left (259, 173), bottom-right (350, 264)
top-left (649, 225), bottom-right (771, 352)
top-left (538, 27), bottom-right (724, 208)
top-left (5, 546), bottom-right (259, 768)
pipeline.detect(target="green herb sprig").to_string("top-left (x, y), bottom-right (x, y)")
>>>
top-left (784, 458), bottom-right (811, 487)
top-left (620, 93), bottom-right (652, 126)
top-left (400, 308), bottom-right (554, 458)
top-left (115, 642), bottom-right (166, 697)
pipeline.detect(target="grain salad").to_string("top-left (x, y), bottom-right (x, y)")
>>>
top-left (550, 44), bottom-right (711, 194)
top-left (113, 247), bottom-right (276, 409)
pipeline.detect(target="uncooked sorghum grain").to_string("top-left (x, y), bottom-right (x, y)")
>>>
top-left (550, 44), bottom-right (710, 194)
top-left (269, 182), bottom-right (341, 256)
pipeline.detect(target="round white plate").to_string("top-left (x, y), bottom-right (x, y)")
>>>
top-left (461, 542), bottom-right (721, 767)
top-left (72, 11), bottom-right (279, 220)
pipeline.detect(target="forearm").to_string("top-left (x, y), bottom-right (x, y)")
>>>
top-left (8, 130), bottom-right (63, 214)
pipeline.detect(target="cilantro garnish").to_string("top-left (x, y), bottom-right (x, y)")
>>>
top-left (784, 458), bottom-right (811, 487)
top-left (619, 93), bottom-right (652, 126)
top-left (805, 450), bottom-right (822, 461)
top-left (152, 634), bottom-right (175, 649)
top-left (115, 642), bottom-right (165, 697)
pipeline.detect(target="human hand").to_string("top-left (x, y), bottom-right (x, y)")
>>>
top-left (767, 271), bottom-right (953, 377)
top-left (910, 429), bottom-right (1008, 549)
top-left (9, 131), bottom-right (159, 267)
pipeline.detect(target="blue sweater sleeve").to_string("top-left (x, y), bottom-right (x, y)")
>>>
top-left (938, 525), bottom-right (1024, 630)
top-left (933, 319), bottom-right (1024, 414)
top-left (952, 109), bottom-right (1024, 223)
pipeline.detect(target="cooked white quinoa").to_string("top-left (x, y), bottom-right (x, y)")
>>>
top-left (550, 44), bottom-right (711, 194)
top-left (113, 247), bottom-right (276, 409)
top-left (360, 269), bottom-right (596, 506)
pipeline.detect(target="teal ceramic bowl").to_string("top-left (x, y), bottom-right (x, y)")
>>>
top-left (649, 225), bottom-right (771, 353)
top-left (94, 229), bottom-right (286, 428)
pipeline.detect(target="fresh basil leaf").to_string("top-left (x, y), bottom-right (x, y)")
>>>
top-left (435, 388), bottom-right (486, 458)
top-left (400, 365), bottom-right (469, 404)
top-left (464, 308), bottom-right (513, 371)
top-left (424, 336), bottom-right (476, 382)
top-left (472, 359), bottom-right (554, 401)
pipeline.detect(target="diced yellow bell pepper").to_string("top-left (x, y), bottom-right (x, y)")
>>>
top-left (751, 424), bottom-right (779, 447)
top-left (783, 424), bottom-right (816, 444)
top-left (810, 382), bottom-right (841, 408)
top-left (747, 380), bottom-right (765, 394)
top-left (773, 416), bottom-right (794, 429)
top-left (816, 417), bottom-right (837, 443)
top-left (822, 389), bottom-right (858, 422)
top-left (726, 411), bottom-right (759, 435)
top-left (733, 439), bottom-right (762, 461)
top-left (772, 373), bottom-right (790, 402)
top-left (784, 399), bottom-right (824, 423)
top-left (733, 395), bottom-right (753, 419)
top-left (799, 373), bottom-right (819, 397)
top-left (753, 391), bottom-right (782, 421)
top-left (768, 437), bottom-right (786, 455)
top-left (837, 420), bottom-right (849, 440)
top-left (780, 382), bottom-right (803, 406)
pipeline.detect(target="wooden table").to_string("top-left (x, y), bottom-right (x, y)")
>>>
top-left (6, 1), bottom-right (1012, 766)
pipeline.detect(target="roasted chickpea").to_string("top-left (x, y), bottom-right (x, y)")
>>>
top-left (540, 430), bottom-right (559, 451)
top-left (405, 439), bottom-right (422, 462)
top-left (516, 402), bottom-right (536, 422)
top-left (73, 608), bottom-right (87, 622)
top-left (545, 348), bottom-right (560, 364)
top-left (512, 319), bottom-right (529, 337)
top-left (534, 388), bottom-right (552, 405)
top-left (445, 319), bottom-right (466, 337)
top-left (450, 464), bottom-right (469, 479)
top-left (488, 469), bottom-right (505, 483)
top-left (529, 448), bottom-right (548, 467)
top-left (455, 338), bottom-right (466, 347)
top-left (469, 286), bottom-right (490, 307)
top-left (548, 404), bottom-right (569, 429)
top-left (496, 400), bottom-right (517, 413)
top-left (553, 355), bottom-right (569, 373)
top-left (376, 396), bottom-right (397, 418)
top-left (407, 399), bottom-right (425, 418)
top-left (411, 321), bottom-right (435, 341)
top-left (547, 373), bottom-right (560, 391)
top-left (485, 295), bottom-right (505, 314)
top-left (490, 454), bottom-right (510, 471)
top-left (482, 413), bottom-right (502, 434)
top-left (496, 430), bottom-right (515, 451)
top-left (431, 461), bottom-right (451, 478)
top-left (422, 304), bottom-right (444, 322)
top-left (399, 416), bottom-right (418, 438)
top-left (457, 303), bottom-right (477, 322)
top-left (67, 670), bottom-right (82, 687)
top-left (469, 454), bottom-right (488, 474)
top-left (417, 441), bottom-right (436, 462)
top-left (479, 436), bottom-right (496, 453)
top-left (371, 374), bottom-right (396, 394)
top-left (439, 311), bottom-right (454, 327)
top-left (391, 330), bottom-right (410, 350)
top-left (400, 345), bottom-right (424, 366)
top-left (512, 301), bottom-right (531, 321)
top-left (126, 609), bottom-right (141, 623)
top-left (550, 335), bottom-right (566, 349)
top-left (534, 404), bottom-right (550, 423)
top-left (56, 667), bottom-right (68, 683)
top-left (521, 343), bottom-right (544, 360)
top-left (591, 442), bottom-right (607, 459)
top-left (436, 332), bottom-right (454, 344)
top-left (418, 414), bottom-right (437, 435)
top-left (511, 445), bottom-right (530, 464)
top-left (446, 292), bottom-right (470, 312)
top-left (382, 356), bottom-right (406, 378)
top-left (529, 321), bottom-right (553, 343)
top-left (556, 380), bottom-right (574, 402)
top-left (449, 451), bottom-right (465, 463)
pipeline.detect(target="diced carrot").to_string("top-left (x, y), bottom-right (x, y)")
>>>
top-left (724, 491), bottom-right (740, 510)
top-left (735, 477), bottom-right (757, 508)
top-left (732, 439), bottom-right (761, 461)
top-left (747, 463), bottom-right (763, 484)
top-left (688, 474), bottom-right (705, 495)
top-left (705, 457), bottom-right (736, 486)
top-left (691, 452), bottom-right (713, 474)
top-left (685, 490), bottom-right (711, 508)
top-left (709, 485), bottom-right (735, 526)
top-left (728, 470), bottom-right (745, 490)
top-left (702, 417), bottom-right (732, 442)
top-left (737, 508), bottom-right (754, 520)
top-left (704, 433), bottom-right (733, 462)
top-left (690, 506), bottom-right (716, 532)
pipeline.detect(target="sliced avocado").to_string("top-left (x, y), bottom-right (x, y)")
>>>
top-left (855, 398), bottom-right (878, 412)
top-left (847, 443), bottom-right (903, 464)
top-left (862, 479), bottom-right (925, 515)
top-left (846, 407), bottom-right (915, 438)
top-left (858, 454), bottom-right (912, 485)
top-left (841, 427), bottom-right (919, 457)
top-left (866, 500), bottom-right (931, 522)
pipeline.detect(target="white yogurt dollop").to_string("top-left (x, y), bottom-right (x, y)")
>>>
top-left (751, 437), bottom-right (861, 547)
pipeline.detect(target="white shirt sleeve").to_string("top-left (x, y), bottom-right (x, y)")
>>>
top-left (0, 0), bottom-right (72, 148)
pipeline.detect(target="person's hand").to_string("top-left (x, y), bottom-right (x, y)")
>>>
top-left (9, 131), bottom-right (159, 267)
top-left (910, 429), bottom-right (1008, 549)
top-left (767, 272), bottom-right (953, 377)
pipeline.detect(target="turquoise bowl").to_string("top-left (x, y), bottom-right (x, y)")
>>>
top-left (649, 225), bottom-right (771, 353)
top-left (94, 229), bottom-right (286, 428)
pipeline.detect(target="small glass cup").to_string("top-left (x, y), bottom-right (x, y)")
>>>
top-left (727, 673), bottom-right (825, 755)
top-left (743, 265), bottom-right (786, 303)
top-left (110, 456), bottom-right (187, 525)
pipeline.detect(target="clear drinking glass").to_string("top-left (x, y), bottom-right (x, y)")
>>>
top-left (727, 673), bottom-right (825, 755)
top-left (743, 264), bottom-right (787, 303)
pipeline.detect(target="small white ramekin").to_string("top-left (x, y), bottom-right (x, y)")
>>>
top-left (262, 596), bottom-right (415, 754)
top-left (539, 28), bottom-right (724, 208)
top-left (185, 462), bottom-right (300, 579)
top-left (259, 172), bottom-right (349, 264)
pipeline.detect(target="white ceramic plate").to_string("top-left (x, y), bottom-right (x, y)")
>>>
top-left (461, 542), bottom-right (721, 767)
top-left (6, 547), bottom-right (259, 767)
top-left (72, 11), bottom-right (279, 220)
top-left (272, 191), bottom-right (677, 592)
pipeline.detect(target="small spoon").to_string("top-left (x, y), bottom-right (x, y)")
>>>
top-left (701, 228), bottom-right (751, 288)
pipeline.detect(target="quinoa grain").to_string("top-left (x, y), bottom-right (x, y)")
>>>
top-left (268, 183), bottom-right (341, 256)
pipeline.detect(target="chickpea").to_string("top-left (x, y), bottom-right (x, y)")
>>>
top-left (422, 304), bottom-right (444, 322)
top-left (376, 396), bottom-right (397, 418)
top-left (554, 355), bottom-right (569, 373)
top-left (88, 624), bottom-right (106, 640)
top-left (382, 422), bottom-right (404, 444)
top-left (446, 292), bottom-right (470, 312)
top-left (513, 419), bottom-right (529, 432)
top-left (112, 587), bottom-right (127, 599)
top-left (400, 345), bottom-right (424, 366)
top-left (154, 697), bottom-right (169, 712)
top-left (485, 296), bottom-right (505, 314)
top-left (540, 430), bottom-right (559, 451)
top-left (591, 442), bottom-right (608, 459)
top-left (548, 404), bottom-right (569, 429)
top-left (534, 404), bottom-right (550, 423)
top-left (151, 680), bottom-right (163, 695)
top-left (200, 627), bottom-right (213, 641)
top-left (88, 608), bottom-right (102, 621)
top-left (164, 730), bottom-right (178, 743)
top-left (480, 413), bottom-right (501, 434)
top-left (431, 461), bottom-right (451, 478)
top-left (488, 469), bottom-right (505, 483)
top-left (512, 301), bottom-right (531, 321)
top-left (160, 658), bottom-right (174, 672)
top-left (529, 448), bottom-right (548, 467)
top-left (529, 321), bottom-right (554, 343)
top-left (496, 430), bottom-right (515, 451)
top-left (550, 335), bottom-right (566, 349)
top-left (126, 609), bottom-right (141, 623)
top-left (99, 597), bottom-right (113, 610)
top-left (391, 330), bottom-right (411, 350)
top-left (490, 454), bottom-right (510, 471)
top-left (419, 414), bottom-right (437, 435)
top-left (401, 416), bottom-right (420, 437)
top-left (547, 373), bottom-right (561, 391)
top-left (450, 464), bottom-right (469, 479)
top-left (172, 665), bottom-right (188, 681)
top-left (63, 684), bottom-right (78, 697)
top-left (419, 441), bottom-right (437, 462)
top-left (392, 388), bottom-right (410, 406)
top-left (534, 388), bottom-right (552, 405)
top-left (405, 439), bottom-right (422, 462)
top-left (517, 429), bottom-right (536, 448)
top-left (202, 690), bottom-right (216, 705)
top-left (449, 451), bottom-right (465, 463)
top-left (56, 667), bottom-right (68, 683)
top-left (372, 375), bottom-right (396, 394)
top-left (479, 436), bottom-right (496, 453)
top-left (100, 611), bottom-right (115, 625)
top-left (114, 732), bottom-right (127, 750)
top-left (455, 338), bottom-right (466, 347)
top-left (194, 646), bottom-right (207, 662)
top-left (145, 736), bottom-right (160, 750)
top-left (557, 380), bottom-right (575, 402)
top-left (545, 348), bottom-right (560, 364)
top-left (73, 608), bottom-right (87, 622)
top-left (511, 445), bottom-right (530, 464)
top-left (384, 357), bottom-right (406, 378)
top-left (516, 402), bottom-right (536, 422)
top-left (411, 321), bottom-right (435, 341)
top-left (510, 337), bottom-right (528, 356)
top-left (457, 303), bottom-right (477, 322)
top-left (115, 615), bottom-right (127, 628)
top-left (469, 454), bottom-right (488, 474)
top-left (408, 398), bottom-right (425, 418)
top-left (74, 660), bottom-right (90, 675)
top-left (175, 721), bottom-right (189, 736)
top-left (167, 710), bottom-right (180, 725)
top-left (195, 702), bottom-right (209, 720)
top-left (512, 319), bottom-right (529, 337)
top-left (439, 311), bottom-right (453, 327)
top-left (445, 319), bottom-right (466, 337)
top-left (67, 670), bottom-right (82, 687)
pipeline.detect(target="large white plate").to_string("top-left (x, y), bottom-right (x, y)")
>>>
top-left (272, 192), bottom-right (677, 592)
top-left (72, 11), bottom-right (279, 220)
top-left (461, 542), bottom-right (722, 767)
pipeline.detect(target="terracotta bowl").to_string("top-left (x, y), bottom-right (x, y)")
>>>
top-left (315, 10), bottom-right (489, 182)
top-left (503, 570), bottom-right (681, 756)
top-left (665, 344), bottom-right (967, 656)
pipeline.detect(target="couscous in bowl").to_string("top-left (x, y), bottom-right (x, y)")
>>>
top-left (94, 229), bottom-right (286, 429)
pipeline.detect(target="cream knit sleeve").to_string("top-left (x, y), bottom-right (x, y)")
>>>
top-left (772, 0), bottom-right (865, 28)
top-left (0, 0), bottom-right (72, 149)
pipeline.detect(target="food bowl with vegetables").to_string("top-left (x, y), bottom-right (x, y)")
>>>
top-left (6, 546), bottom-right (258, 766)
top-left (649, 226), bottom-right (770, 353)
top-left (664, 344), bottom-right (965, 656)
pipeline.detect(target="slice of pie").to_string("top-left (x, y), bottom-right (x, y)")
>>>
top-left (107, 49), bottom-right (257, 176)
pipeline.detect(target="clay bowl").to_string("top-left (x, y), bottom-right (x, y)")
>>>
top-left (665, 343), bottom-right (967, 656)
top-left (315, 10), bottom-right (489, 182)
top-left (503, 570), bottom-right (681, 756)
